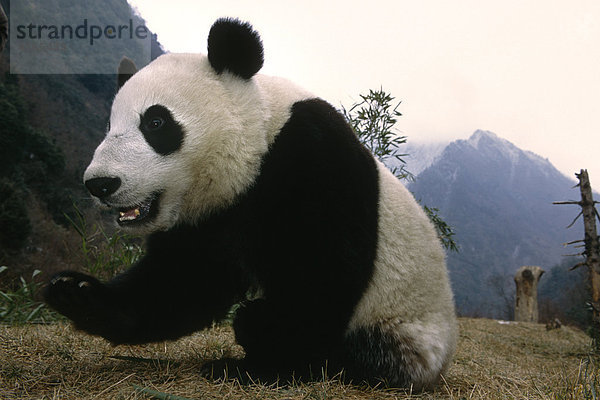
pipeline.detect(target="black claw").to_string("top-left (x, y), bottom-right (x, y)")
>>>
top-left (44, 271), bottom-right (105, 323)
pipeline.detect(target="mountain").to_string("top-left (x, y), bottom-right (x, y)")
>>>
top-left (0, 0), bottom-right (163, 277)
top-left (402, 141), bottom-right (449, 176)
top-left (407, 130), bottom-right (583, 318)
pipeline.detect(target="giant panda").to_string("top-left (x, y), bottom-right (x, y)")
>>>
top-left (45, 18), bottom-right (457, 389)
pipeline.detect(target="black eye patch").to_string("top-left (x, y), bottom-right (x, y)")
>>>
top-left (139, 104), bottom-right (184, 155)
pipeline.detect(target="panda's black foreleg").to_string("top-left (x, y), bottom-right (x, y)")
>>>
top-left (201, 299), bottom-right (294, 383)
top-left (200, 299), bottom-right (284, 383)
top-left (45, 255), bottom-right (240, 345)
top-left (229, 298), bottom-right (345, 382)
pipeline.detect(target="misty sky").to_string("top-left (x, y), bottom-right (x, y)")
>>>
top-left (128, 0), bottom-right (600, 183)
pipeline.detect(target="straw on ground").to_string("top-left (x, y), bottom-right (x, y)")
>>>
top-left (0, 318), bottom-right (595, 399)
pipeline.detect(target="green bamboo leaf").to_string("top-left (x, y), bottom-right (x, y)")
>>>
top-left (25, 303), bottom-right (45, 322)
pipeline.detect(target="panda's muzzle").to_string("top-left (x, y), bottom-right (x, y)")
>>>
top-left (85, 177), bottom-right (161, 226)
top-left (117, 192), bottom-right (161, 226)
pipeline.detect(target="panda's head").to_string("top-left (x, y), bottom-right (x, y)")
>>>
top-left (83, 18), bottom-right (269, 233)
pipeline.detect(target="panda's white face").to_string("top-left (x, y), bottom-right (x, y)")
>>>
top-left (83, 53), bottom-right (270, 233)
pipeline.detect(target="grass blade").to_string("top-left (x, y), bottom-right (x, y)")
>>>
top-left (132, 384), bottom-right (195, 400)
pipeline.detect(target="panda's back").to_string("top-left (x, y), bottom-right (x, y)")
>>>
top-left (350, 161), bottom-right (455, 325)
top-left (242, 87), bottom-right (457, 388)
top-left (345, 161), bottom-right (457, 389)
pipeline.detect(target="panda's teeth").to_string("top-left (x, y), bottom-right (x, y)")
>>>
top-left (119, 208), bottom-right (141, 221)
top-left (116, 193), bottom-right (160, 225)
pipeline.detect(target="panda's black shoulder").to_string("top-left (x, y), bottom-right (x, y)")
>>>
top-left (245, 97), bottom-right (380, 317)
top-left (285, 98), bottom-right (352, 136)
top-left (254, 96), bottom-right (380, 228)
top-left (268, 98), bottom-right (377, 170)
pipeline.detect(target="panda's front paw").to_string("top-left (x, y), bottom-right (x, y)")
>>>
top-left (44, 271), bottom-right (107, 327)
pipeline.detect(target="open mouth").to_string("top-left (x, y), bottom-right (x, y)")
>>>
top-left (116, 192), bottom-right (161, 226)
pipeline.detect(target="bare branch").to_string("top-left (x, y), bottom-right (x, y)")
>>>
top-left (563, 239), bottom-right (585, 246)
top-left (553, 201), bottom-right (581, 205)
top-left (570, 262), bottom-right (588, 271)
top-left (563, 252), bottom-right (585, 257)
top-left (566, 211), bottom-right (584, 229)
top-left (594, 207), bottom-right (600, 224)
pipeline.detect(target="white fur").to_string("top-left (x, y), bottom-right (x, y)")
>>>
top-left (347, 161), bottom-right (457, 388)
top-left (84, 53), bottom-right (312, 232)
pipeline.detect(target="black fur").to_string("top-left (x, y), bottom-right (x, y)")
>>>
top-left (207, 18), bottom-right (264, 79)
top-left (139, 104), bottom-right (185, 155)
top-left (344, 326), bottom-right (422, 387)
top-left (45, 99), bottom-right (379, 380)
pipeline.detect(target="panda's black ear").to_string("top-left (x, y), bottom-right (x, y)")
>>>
top-left (117, 56), bottom-right (138, 88)
top-left (207, 18), bottom-right (264, 80)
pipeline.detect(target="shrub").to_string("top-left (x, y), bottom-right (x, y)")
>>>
top-left (0, 179), bottom-right (31, 252)
top-left (343, 88), bottom-right (457, 251)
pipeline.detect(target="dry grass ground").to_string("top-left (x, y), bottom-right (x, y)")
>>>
top-left (0, 318), bottom-right (596, 399)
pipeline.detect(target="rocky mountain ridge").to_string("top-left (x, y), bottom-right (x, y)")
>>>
top-left (406, 130), bottom-right (582, 317)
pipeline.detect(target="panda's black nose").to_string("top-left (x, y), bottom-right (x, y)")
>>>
top-left (85, 177), bottom-right (121, 199)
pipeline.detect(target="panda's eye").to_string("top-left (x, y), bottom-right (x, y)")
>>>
top-left (148, 117), bottom-right (164, 131)
top-left (140, 104), bottom-right (184, 155)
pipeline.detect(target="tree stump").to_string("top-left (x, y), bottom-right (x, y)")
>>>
top-left (514, 266), bottom-right (544, 323)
